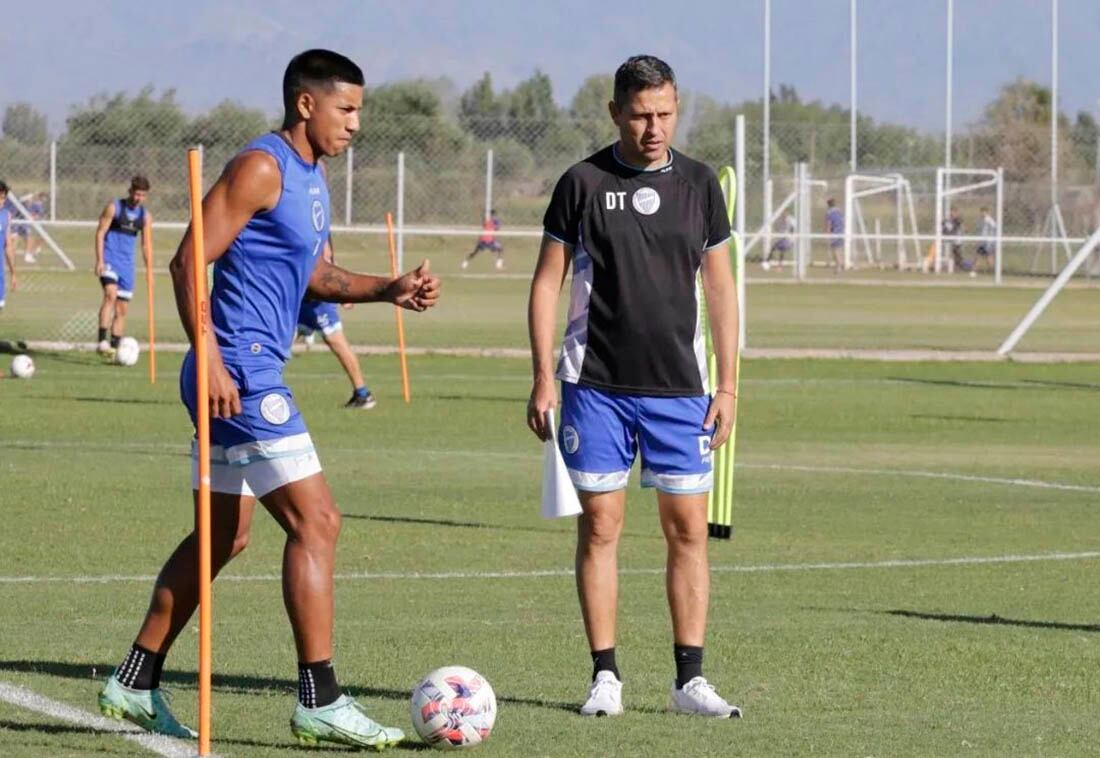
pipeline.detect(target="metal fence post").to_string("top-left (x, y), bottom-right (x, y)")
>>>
top-left (49, 140), bottom-right (57, 221)
top-left (484, 148), bottom-right (494, 223)
top-left (345, 146), bottom-right (354, 226)
top-left (396, 151), bottom-right (405, 273)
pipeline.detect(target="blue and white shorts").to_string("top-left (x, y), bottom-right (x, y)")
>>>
top-left (180, 351), bottom-right (322, 498)
top-left (558, 383), bottom-right (713, 495)
top-left (297, 300), bottom-right (342, 337)
top-left (99, 256), bottom-right (134, 301)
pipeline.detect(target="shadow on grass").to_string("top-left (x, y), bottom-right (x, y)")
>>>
top-left (0, 716), bottom-right (423, 753)
top-left (884, 609), bottom-right (1100, 633)
top-left (0, 659), bottom-right (601, 718)
top-left (887, 376), bottom-right (1029, 391)
top-left (430, 394), bottom-right (524, 404)
top-left (909, 413), bottom-right (1015, 423)
top-left (343, 513), bottom-right (662, 541)
top-left (28, 395), bottom-right (175, 406)
top-left (1021, 378), bottom-right (1100, 392)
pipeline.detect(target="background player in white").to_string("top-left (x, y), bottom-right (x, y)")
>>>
top-left (98, 50), bottom-right (439, 749)
top-left (527, 55), bottom-right (741, 719)
top-left (971, 206), bottom-right (997, 276)
top-left (94, 176), bottom-right (153, 354)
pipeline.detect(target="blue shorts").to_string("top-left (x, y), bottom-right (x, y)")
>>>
top-left (558, 383), bottom-right (713, 494)
top-left (180, 351), bottom-right (321, 497)
top-left (297, 300), bottom-right (342, 336)
top-left (100, 256), bottom-right (134, 300)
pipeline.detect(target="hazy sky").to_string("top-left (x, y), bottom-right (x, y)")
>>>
top-left (3, 0), bottom-right (1098, 134)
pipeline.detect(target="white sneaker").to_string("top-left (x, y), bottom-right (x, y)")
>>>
top-left (97, 340), bottom-right (112, 355)
top-left (579, 671), bottom-right (623, 717)
top-left (669, 677), bottom-right (741, 718)
top-left (494, 258), bottom-right (504, 270)
top-left (460, 259), bottom-right (469, 269)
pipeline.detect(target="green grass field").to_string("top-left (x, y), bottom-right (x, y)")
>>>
top-left (4, 226), bottom-right (1100, 354)
top-left (2, 350), bottom-right (1099, 756)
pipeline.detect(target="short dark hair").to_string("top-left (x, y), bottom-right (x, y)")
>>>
top-left (130, 175), bottom-right (150, 192)
top-left (614, 55), bottom-right (677, 106)
top-left (826, 197), bottom-right (836, 207)
top-left (283, 49), bottom-right (364, 119)
top-left (0, 180), bottom-right (8, 194)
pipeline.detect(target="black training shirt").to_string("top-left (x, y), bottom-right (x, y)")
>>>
top-left (543, 144), bottom-right (730, 396)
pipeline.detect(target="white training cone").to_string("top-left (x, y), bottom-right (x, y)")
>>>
top-left (540, 409), bottom-right (582, 519)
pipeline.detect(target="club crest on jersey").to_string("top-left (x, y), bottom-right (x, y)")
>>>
top-left (561, 425), bottom-right (580, 454)
top-left (632, 187), bottom-right (661, 216)
top-left (311, 199), bottom-right (325, 232)
top-left (260, 393), bottom-right (291, 425)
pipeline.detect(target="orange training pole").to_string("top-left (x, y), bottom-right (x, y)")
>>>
top-left (385, 212), bottom-right (411, 404)
top-left (187, 148), bottom-right (213, 757)
top-left (145, 253), bottom-right (156, 384)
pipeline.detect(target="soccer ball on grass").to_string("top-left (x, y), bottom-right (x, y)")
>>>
top-left (10, 354), bottom-right (35, 379)
top-left (410, 666), bottom-right (496, 749)
top-left (114, 337), bottom-right (140, 367)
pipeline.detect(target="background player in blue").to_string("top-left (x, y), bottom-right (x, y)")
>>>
top-left (94, 176), bottom-right (153, 354)
top-left (0, 181), bottom-right (16, 310)
top-left (528, 56), bottom-right (741, 719)
top-left (297, 240), bottom-right (376, 409)
top-left (98, 50), bottom-right (440, 749)
top-left (825, 197), bottom-right (844, 273)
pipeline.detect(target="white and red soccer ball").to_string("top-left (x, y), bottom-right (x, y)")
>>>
top-left (410, 666), bottom-right (496, 749)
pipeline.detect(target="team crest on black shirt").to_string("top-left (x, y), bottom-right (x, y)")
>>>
top-left (632, 187), bottom-right (661, 215)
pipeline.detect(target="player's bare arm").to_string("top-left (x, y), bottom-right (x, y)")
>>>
top-left (306, 255), bottom-right (440, 310)
top-left (94, 201), bottom-right (114, 276)
top-left (701, 241), bottom-right (739, 449)
top-left (168, 150), bottom-right (281, 419)
top-left (525, 234), bottom-right (570, 441)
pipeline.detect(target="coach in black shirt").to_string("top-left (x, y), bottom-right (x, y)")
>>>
top-left (527, 55), bottom-right (741, 719)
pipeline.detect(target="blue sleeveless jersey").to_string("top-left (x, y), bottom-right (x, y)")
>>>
top-left (103, 199), bottom-right (145, 263)
top-left (211, 133), bottom-right (330, 366)
top-left (0, 208), bottom-right (9, 254)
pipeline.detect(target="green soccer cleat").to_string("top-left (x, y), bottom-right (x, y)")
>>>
top-left (291, 695), bottom-right (405, 750)
top-left (98, 674), bottom-right (197, 739)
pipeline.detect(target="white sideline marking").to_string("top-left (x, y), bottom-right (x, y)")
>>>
top-left (739, 462), bottom-right (1100, 494)
top-left (23, 339), bottom-right (1100, 363)
top-left (0, 682), bottom-right (201, 757)
top-left (4, 438), bottom-right (1100, 494)
top-left (1, 551), bottom-right (1097, 586)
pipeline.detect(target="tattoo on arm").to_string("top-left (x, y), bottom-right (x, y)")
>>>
top-left (319, 268), bottom-right (352, 298)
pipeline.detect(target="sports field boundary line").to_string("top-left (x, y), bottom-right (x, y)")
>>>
top-left (2, 551), bottom-right (1097, 586)
top-left (0, 681), bottom-right (205, 757)
top-left (21, 340), bottom-right (1100, 363)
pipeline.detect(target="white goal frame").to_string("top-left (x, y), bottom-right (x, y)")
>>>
top-left (934, 167), bottom-right (1004, 283)
top-left (843, 173), bottom-right (921, 271)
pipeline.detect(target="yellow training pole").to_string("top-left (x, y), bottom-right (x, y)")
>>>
top-left (385, 212), bottom-right (411, 404)
top-left (187, 148), bottom-right (213, 757)
top-left (145, 252), bottom-right (156, 384)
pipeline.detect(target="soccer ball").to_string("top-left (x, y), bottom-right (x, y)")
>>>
top-left (410, 666), bottom-right (496, 749)
top-left (10, 354), bottom-right (34, 379)
top-left (115, 337), bottom-right (140, 367)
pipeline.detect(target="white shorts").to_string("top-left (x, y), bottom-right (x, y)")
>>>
top-left (190, 432), bottom-right (323, 498)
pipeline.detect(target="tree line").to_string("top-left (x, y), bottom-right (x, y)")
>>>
top-left (2, 72), bottom-right (1096, 184)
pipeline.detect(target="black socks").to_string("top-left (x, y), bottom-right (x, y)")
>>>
top-left (116, 644), bottom-right (166, 690)
top-left (97, 327), bottom-right (108, 343)
top-left (590, 648), bottom-right (620, 682)
top-left (110, 334), bottom-right (121, 349)
top-left (674, 645), bottom-right (704, 689)
top-left (298, 659), bottom-right (341, 709)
